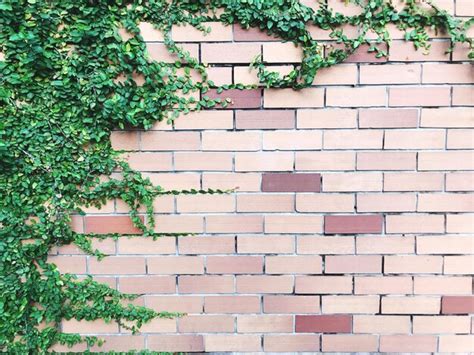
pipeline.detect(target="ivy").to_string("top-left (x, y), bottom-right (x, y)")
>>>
top-left (0, 0), bottom-right (471, 353)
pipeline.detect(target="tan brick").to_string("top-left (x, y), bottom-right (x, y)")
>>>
top-left (439, 335), bottom-right (474, 352)
top-left (174, 110), bottom-right (233, 130)
top-left (141, 131), bottom-right (200, 151)
top-left (322, 335), bottom-right (378, 352)
top-left (263, 42), bottom-right (302, 62)
top-left (139, 318), bottom-right (176, 333)
top-left (178, 275), bottom-right (234, 293)
top-left (313, 64), bottom-right (358, 85)
top-left (118, 236), bottom-right (175, 254)
top-left (264, 295), bottom-right (320, 314)
top-left (389, 40), bottom-right (450, 61)
top-left (174, 152), bottom-right (233, 171)
top-left (172, 22), bottom-right (232, 42)
top-left (207, 256), bottom-right (263, 274)
top-left (147, 256), bottom-right (204, 274)
top-left (266, 256), bottom-right (322, 274)
top-left (322, 296), bottom-right (379, 314)
top-left (384, 129), bottom-right (445, 149)
top-left (419, 151), bottom-right (474, 171)
top-left (357, 152), bottom-right (416, 171)
top-left (382, 296), bottom-right (441, 314)
top-left (421, 108), bottom-right (473, 127)
top-left (384, 172), bottom-right (444, 191)
top-left (446, 173), bottom-right (474, 191)
top-left (297, 109), bottom-right (357, 128)
top-left (414, 276), bottom-right (472, 295)
top-left (264, 334), bottom-right (320, 352)
top-left (360, 63), bottom-right (421, 84)
top-left (357, 236), bottom-right (415, 254)
top-left (206, 215), bottom-right (263, 234)
top-left (89, 257), bottom-right (145, 275)
top-left (417, 235), bottom-right (474, 254)
top-left (202, 173), bottom-right (261, 192)
top-left (201, 43), bottom-right (260, 63)
top-left (389, 86), bottom-right (450, 107)
top-left (62, 319), bottom-right (119, 334)
top-left (296, 193), bottom-right (355, 213)
top-left (296, 152), bottom-right (355, 171)
top-left (447, 214), bottom-right (474, 233)
top-left (423, 63), bottom-right (473, 83)
top-left (414, 316), bottom-right (471, 334)
top-left (178, 315), bottom-right (234, 333)
top-left (89, 335), bottom-right (145, 352)
top-left (444, 256), bottom-right (474, 274)
top-left (353, 315), bottom-right (410, 334)
top-left (387, 214), bottom-right (444, 234)
top-left (148, 335), bottom-right (204, 352)
top-left (127, 152), bottom-right (173, 171)
top-left (204, 296), bottom-right (260, 314)
top-left (153, 215), bottom-right (204, 233)
top-left (326, 256), bottom-right (381, 274)
top-left (237, 194), bottom-right (294, 213)
top-left (235, 152), bottom-right (293, 172)
top-left (119, 276), bottom-right (174, 294)
top-left (380, 335), bottom-right (437, 352)
top-left (263, 130), bottom-right (322, 150)
top-left (265, 215), bottom-right (323, 234)
top-left (323, 172), bottom-right (383, 192)
top-left (447, 129), bottom-right (474, 149)
top-left (357, 193), bottom-right (416, 212)
top-left (324, 129), bottom-right (383, 149)
top-left (297, 236), bottom-right (355, 254)
top-left (452, 86), bottom-right (473, 105)
top-left (355, 276), bottom-right (412, 295)
top-left (295, 276), bottom-right (353, 294)
top-left (264, 88), bottom-right (324, 108)
top-left (237, 315), bottom-right (293, 333)
top-left (204, 335), bottom-right (261, 352)
top-left (418, 193), bottom-right (474, 212)
top-left (385, 256), bottom-right (443, 274)
top-left (236, 275), bottom-right (294, 293)
top-left (202, 131), bottom-right (261, 151)
top-left (176, 195), bottom-right (235, 213)
top-left (327, 87), bottom-right (386, 107)
top-left (238, 236), bottom-right (295, 254)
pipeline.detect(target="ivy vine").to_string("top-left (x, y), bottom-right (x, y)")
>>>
top-left (0, 0), bottom-right (471, 353)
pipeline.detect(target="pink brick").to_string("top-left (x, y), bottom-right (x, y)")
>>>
top-left (298, 109), bottom-right (357, 128)
top-left (206, 215), bottom-right (263, 233)
top-left (206, 256), bottom-right (263, 274)
top-left (322, 334), bottom-right (378, 352)
top-left (205, 89), bottom-right (261, 109)
top-left (85, 216), bottom-right (143, 234)
top-left (205, 296), bottom-right (260, 314)
top-left (237, 236), bottom-right (295, 254)
top-left (264, 334), bottom-right (320, 352)
top-left (380, 335), bottom-right (437, 352)
top-left (148, 335), bottom-right (204, 352)
top-left (237, 194), bottom-right (294, 213)
top-left (357, 152), bottom-right (416, 171)
top-left (237, 276), bottom-right (294, 294)
top-left (178, 315), bottom-right (234, 333)
top-left (146, 296), bottom-right (203, 313)
top-left (204, 335), bottom-right (261, 352)
top-left (235, 110), bottom-right (295, 129)
top-left (295, 276), bottom-right (353, 294)
top-left (327, 87), bottom-right (386, 107)
top-left (325, 255), bottom-right (382, 274)
top-left (127, 152), bottom-right (173, 172)
top-left (178, 236), bottom-right (235, 254)
top-left (389, 86), bottom-right (451, 107)
top-left (237, 315), bottom-right (293, 333)
top-left (264, 295), bottom-right (320, 314)
top-left (324, 215), bottom-right (383, 234)
top-left (266, 256), bottom-right (322, 274)
top-left (119, 276), bottom-right (175, 294)
top-left (265, 215), bottom-right (323, 234)
top-left (296, 315), bottom-right (352, 333)
top-left (147, 256), bottom-right (204, 275)
top-left (141, 131), bottom-right (200, 151)
top-left (442, 296), bottom-right (474, 314)
top-left (359, 108), bottom-right (418, 128)
top-left (178, 276), bottom-right (234, 294)
top-left (262, 173), bottom-right (321, 192)
top-left (233, 25), bottom-right (276, 41)
top-left (389, 41), bottom-right (450, 62)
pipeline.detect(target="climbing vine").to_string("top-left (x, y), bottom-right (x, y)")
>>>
top-left (0, 0), bottom-right (471, 353)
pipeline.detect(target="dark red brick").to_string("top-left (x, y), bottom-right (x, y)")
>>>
top-left (236, 110), bottom-right (295, 129)
top-left (233, 25), bottom-right (277, 41)
top-left (262, 173), bottom-right (321, 192)
top-left (85, 216), bottom-right (143, 234)
top-left (205, 89), bottom-right (262, 109)
top-left (296, 315), bottom-right (352, 333)
top-left (324, 215), bottom-right (383, 234)
top-left (442, 296), bottom-right (474, 314)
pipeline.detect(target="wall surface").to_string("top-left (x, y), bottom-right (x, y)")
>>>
top-left (50, 1), bottom-right (473, 353)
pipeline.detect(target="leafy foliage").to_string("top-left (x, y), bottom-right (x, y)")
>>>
top-left (0, 0), bottom-right (471, 352)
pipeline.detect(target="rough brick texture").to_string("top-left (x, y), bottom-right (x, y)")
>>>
top-left (51, 17), bottom-right (473, 353)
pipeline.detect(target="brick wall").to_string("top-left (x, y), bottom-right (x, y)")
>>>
top-left (51, 1), bottom-right (473, 352)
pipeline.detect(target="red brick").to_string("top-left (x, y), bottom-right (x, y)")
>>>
top-left (324, 215), bottom-right (383, 234)
top-left (236, 110), bottom-right (295, 129)
top-left (295, 315), bottom-right (352, 333)
top-left (147, 335), bottom-right (204, 352)
top-left (262, 173), bottom-right (321, 192)
top-left (206, 256), bottom-right (263, 274)
top-left (84, 216), bottom-right (143, 234)
top-left (442, 296), bottom-right (474, 314)
top-left (204, 89), bottom-right (261, 109)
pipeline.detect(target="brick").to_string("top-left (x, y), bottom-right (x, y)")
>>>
top-left (233, 25), bottom-right (276, 41)
top-left (111, 131), bottom-right (139, 151)
top-left (145, 296), bottom-right (203, 313)
top-left (448, 129), bottom-right (474, 149)
top-left (148, 335), bottom-right (204, 352)
top-left (355, 276), bottom-right (412, 295)
top-left (206, 256), bottom-right (263, 274)
top-left (360, 63), bottom-right (421, 84)
top-left (296, 152), bottom-right (356, 171)
top-left (389, 86), bottom-right (451, 107)
top-left (263, 334), bottom-right (320, 352)
top-left (324, 129), bottom-right (383, 149)
top-left (262, 173), bottom-right (321, 192)
top-left (141, 131), bottom-right (200, 151)
top-left (117, 236), bottom-right (175, 254)
top-left (146, 43), bottom-right (199, 63)
top-left (89, 335), bottom-right (144, 352)
top-left (237, 236), bottom-right (295, 254)
top-left (172, 22), bottom-right (232, 42)
top-left (70, 215), bottom-right (84, 233)
top-left (452, 86), bottom-right (473, 105)
top-left (421, 108), bottom-right (474, 127)
top-left (147, 256), bottom-right (204, 274)
top-left (236, 276), bottom-right (293, 294)
top-left (178, 276), bottom-right (234, 294)
top-left (296, 194), bottom-right (355, 213)
top-left (295, 276), bottom-right (353, 294)
top-left (417, 236), bottom-right (473, 254)
top-left (444, 255), bottom-right (474, 274)
top-left (201, 43), bottom-right (260, 63)
top-left (384, 172), bottom-right (444, 191)
top-left (207, 67), bottom-right (233, 86)
top-left (237, 315), bottom-right (293, 333)
top-left (442, 296), bottom-right (474, 314)
top-left (266, 256), bottom-right (322, 274)
top-left (174, 152), bottom-right (233, 171)
top-left (143, 172), bottom-right (200, 190)
top-left (176, 195), bottom-right (234, 213)
top-left (235, 110), bottom-right (295, 129)
top-left (62, 319), bottom-right (119, 334)
top-left (324, 215), bottom-right (383, 234)
top-left (357, 236), bottom-right (415, 254)
top-left (385, 256), bottom-right (443, 274)
top-left (313, 64), bottom-right (358, 85)
top-left (359, 108), bottom-right (418, 128)
top-left (322, 296), bottom-right (379, 314)
top-left (138, 22), bottom-right (164, 41)
top-left (204, 335), bottom-right (261, 352)
top-left (323, 172), bottom-right (383, 192)
top-left (237, 194), bottom-right (294, 213)
top-left (298, 109), bottom-right (357, 128)
top-left (389, 40), bottom-right (450, 61)
top-left (178, 315), bottom-right (234, 333)
top-left (353, 315), bottom-right (411, 334)
top-left (265, 215), bottom-right (323, 234)
top-left (357, 193), bottom-right (416, 212)
top-left (325, 255), bottom-right (382, 274)
top-left (357, 152), bottom-right (416, 171)
top-left (456, 0), bottom-right (474, 15)
top-left (202, 173), bottom-right (261, 192)
top-left (85, 216), bottom-right (142, 234)
top-left (384, 129), bottom-right (445, 149)
top-left (127, 152), bottom-right (173, 171)
top-left (385, 214), bottom-right (444, 234)
top-left (418, 193), bottom-right (474, 212)
top-left (414, 276), bottom-right (472, 295)
top-left (178, 236), bottom-right (235, 254)
top-left (205, 296), bottom-right (260, 314)
top-left (328, 0), bottom-right (362, 16)
top-left (57, 237), bottom-right (116, 255)
top-left (326, 87), bottom-right (386, 107)
top-left (49, 256), bottom-right (86, 274)
top-left (119, 276), bottom-right (175, 294)
top-left (382, 296), bottom-right (441, 314)
top-left (446, 214), bottom-right (474, 233)
top-left (446, 173), bottom-right (474, 191)
top-left (264, 130), bottom-right (322, 150)
top-left (413, 316), bottom-right (471, 334)
top-left (264, 295), bottom-right (320, 314)
top-left (297, 236), bottom-right (355, 255)
top-left (206, 215), bottom-right (263, 233)
top-left (235, 152), bottom-right (293, 172)
top-left (264, 88), bottom-right (324, 108)
top-left (153, 215), bottom-right (204, 234)
top-left (419, 151), bottom-right (474, 171)
top-left (263, 42), bottom-right (302, 62)
top-left (295, 315), bottom-right (352, 333)
top-left (139, 317), bottom-right (176, 333)
top-left (322, 334), bottom-right (378, 352)
top-left (345, 43), bottom-right (389, 63)
top-left (174, 110), bottom-right (233, 130)
top-left (380, 335), bottom-right (437, 352)
top-left (89, 257), bottom-right (145, 275)
top-left (205, 89), bottom-right (261, 109)
top-left (423, 63), bottom-right (473, 83)
top-left (439, 335), bottom-right (474, 352)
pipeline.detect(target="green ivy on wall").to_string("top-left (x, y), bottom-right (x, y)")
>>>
top-left (0, 0), bottom-right (471, 352)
